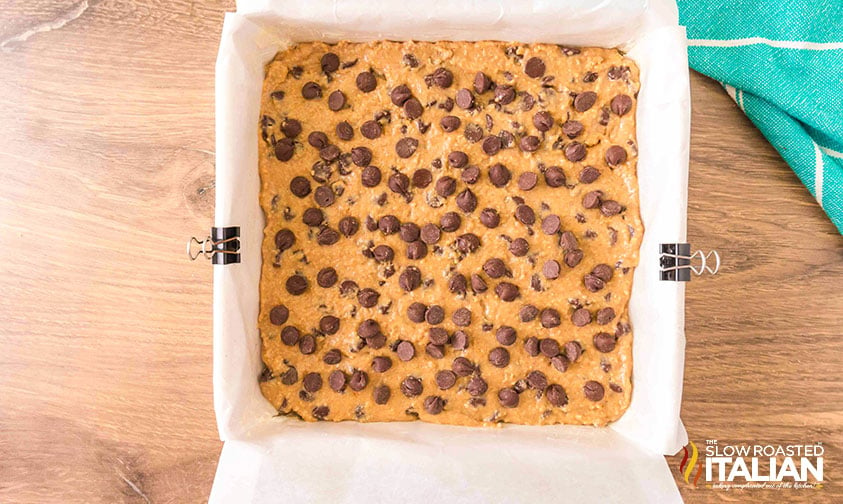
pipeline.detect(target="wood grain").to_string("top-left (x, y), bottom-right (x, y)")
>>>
top-left (0, 2), bottom-right (840, 502)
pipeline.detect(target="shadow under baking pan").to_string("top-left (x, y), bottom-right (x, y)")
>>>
top-left (211, 0), bottom-right (690, 502)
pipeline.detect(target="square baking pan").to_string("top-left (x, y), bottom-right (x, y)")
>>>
top-left (208, 0), bottom-right (691, 501)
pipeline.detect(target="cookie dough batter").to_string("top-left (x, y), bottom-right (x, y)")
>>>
top-left (257, 41), bottom-right (642, 426)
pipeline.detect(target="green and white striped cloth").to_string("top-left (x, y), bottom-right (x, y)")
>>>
top-left (678, 0), bottom-right (843, 234)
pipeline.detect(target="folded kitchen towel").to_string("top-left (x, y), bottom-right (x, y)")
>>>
top-left (677, 0), bottom-right (843, 234)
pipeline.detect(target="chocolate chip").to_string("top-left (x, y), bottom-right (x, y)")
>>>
top-left (489, 347), bottom-right (510, 368)
top-left (307, 132), bottom-right (329, 150)
top-left (328, 370), bottom-right (347, 392)
top-left (399, 266), bottom-right (421, 291)
top-left (441, 115), bottom-right (461, 132)
top-left (289, 176), bottom-right (312, 199)
top-left (319, 52), bottom-right (340, 73)
top-left (357, 288), bottom-right (380, 308)
top-left (479, 208), bottom-right (500, 228)
top-left (594, 332), bottom-right (617, 353)
top-left (543, 260), bottom-right (561, 280)
top-left (445, 151), bottom-right (468, 169)
top-left (316, 227), bottom-right (339, 245)
top-left (605, 145), bottom-right (627, 166)
top-left (495, 282), bottom-right (520, 302)
top-left (367, 355), bottom-right (392, 374)
top-left (280, 118), bottom-right (302, 139)
top-left (425, 326), bottom-right (448, 346)
top-left (494, 85), bottom-right (515, 105)
top-left (592, 263), bottom-right (614, 282)
top-left (447, 330), bottom-right (467, 351)
top-left (372, 244), bottom-right (394, 262)
top-left (596, 307), bottom-right (616, 325)
top-left (509, 238), bottom-right (529, 257)
top-left (396, 138), bottom-right (419, 159)
top-left (464, 123), bottom-right (483, 143)
top-left (361, 120), bottom-right (382, 139)
top-left (316, 267), bottom-right (338, 288)
top-left (583, 190), bottom-right (602, 209)
top-left (334, 121), bottom-right (354, 141)
top-left (440, 212), bottom-right (461, 232)
top-left (351, 146), bottom-right (372, 167)
top-left (522, 371), bottom-right (547, 391)
top-left (377, 215), bottom-right (400, 235)
top-left (524, 57), bottom-right (546, 78)
top-left (322, 349), bottom-right (342, 365)
top-left (561, 120), bottom-right (584, 140)
top-left (541, 215), bottom-right (561, 235)
top-left (515, 204), bottom-right (535, 225)
top-left (455, 233), bottom-right (480, 253)
top-left (286, 275), bottom-right (308, 295)
top-left (482, 136), bottom-right (502, 156)
top-left (269, 305), bottom-right (289, 325)
top-left (481, 258), bottom-right (506, 279)
top-left (583, 274), bottom-right (604, 292)
top-left (515, 306), bottom-right (537, 325)
top-left (435, 370), bottom-right (457, 390)
top-left (575, 167), bottom-right (600, 185)
top-left (389, 85), bottom-right (412, 106)
top-left (335, 216), bottom-right (358, 237)
top-left (600, 200), bottom-right (622, 216)
top-left (281, 326), bottom-right (301, 346)
top-left (546, 384), bottom-right (568, 406)
top-left (523, 336), bottom-right (540, 357)
top-left (319, 315), bottom-right (340, 335)
top-left (461, 165), bottom-right (480, 185)
top-left (466, 375), bottom-right (488, 397)
top-left (420, 224), bottom-right (441, 244)
top-left (611, 94), bottom-right (633, 116)
top-left (488, 163), bottom-right (511, 187)
top-left (456, 189), bottom-right (478, 213)
top-left (412, 169), bottom-right (433, 188)
top-left (406, 240), bottom-right (427, 260)
top-left (274, 138), bottom-right (295, 161)
top-left (515, 172), bottom-right (537, 192)
top-left (313, 186), bottom-right (334, 207)
top-left (519, 135), bottom-right (540, 152)
top-left (270, 90), bottom-right (285, 101)
top-left (435, 176), bottom-right (457, 197)
top-left (356, 71), bottom-right (377, 92)
top-left (544, 166), bottom-right (566, 188)
top-left (571, 308), bottom-right (591, 327)
top-left (498, 387), bottom-right (519, 408)
top-left (455, 88), bottom-right (474, 109)
top-left (532, 111), bottom-right (554, 132)
top-left (400, 376), bottom-right (423, 397)
top-left (348, 370), bottom-right (368, 391)
top-left (470, 72), bottom-right (490, 94)
top-left (302, 81), bottom-right (322, 99)
top-left (573, 91), bottom-right (597, 112)
top-left (431, 67), bottom-right (453, 88)
top-left (464, 275), bottom-right (485, 296)
top-left (327, 90), bottom-right (346, 111)
top-left (564, 341), bottom-right (582, 362)
top-left (340, 280), bottom-right (359, 295)
top-left (448, 273), bottom-right (467, 295)
top-left (451, 307), bottom-right (471, 327)
top-left (396, 340), bottom-right (416, 362)
top-left (303, 372), bottom-right (323, 393)
top-left (361, 166), bottom-right (382, 187)
top-left (540, 308), bottom-right (561, 329)
top-left (540, 338), bottom-right (560, 357)
top-left (495, 326), bottom-right (517, 346)
top-left (584, 381), bottom-right (604, 401)
top-left (374, 385), bottom-right (391, 404)
top-left (561, 143), bottom-right (587, 164)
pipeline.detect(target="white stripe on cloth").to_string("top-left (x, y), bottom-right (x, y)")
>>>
top-left (819, 145), bottom-right (843, 159)
top-left (813, 141), bottom-right (824, 208)
top-left (721, 84), bottom-right (745, 111)
top-left (689, 37), bottom-right (843, 50)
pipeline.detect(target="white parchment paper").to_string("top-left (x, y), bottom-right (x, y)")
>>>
top-left (211, 1), bottom-right (690, 501)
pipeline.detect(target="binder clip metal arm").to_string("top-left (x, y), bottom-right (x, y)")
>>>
top-left (187, 227), bottom-right (241, 265)
top-left (659, 243), bottom-right (720, 281)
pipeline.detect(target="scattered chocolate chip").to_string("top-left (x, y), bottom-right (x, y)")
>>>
top-left (596, 307), bottom-right (616, 325)
top-left (524, 57), bottom-right (546, 78)
top-left (483, 258), bottom-right (507, 278)
top-left (611, 94), bottom-right (633, 116)
top-left (583, 190), bottom-right (602, 209)
top-left (361, 165), bottom-right (382, 187)
top-left (435, 176), bottom-right (457, 197)
top-left (350, 146), bottom-right (372, 167)
top-left (412, 168), bottom-right (433, 188)
top-left (455, 233), bottom-right (481, 253)
top-left (322, 348), bottom-right (342, 365)
top-left (564, 341), bottom-right (582, 362)
top-left (455, 189), bottom-right (478, 212)
top-left (593, 332), bottom-right (617, 353)
top-left (533, 111), bottom-right (554, 132)
top-left (495, 282), bottom-right (520, 302)
top-left (592, 263), bottom-right (614, 282)
top-left (340, 280), bottom-right (359, 296)
top-left (399, 266), bottom-right (421, 291)
top-left (439, 212), bottom-right (461, 232)
top-left (561, 120), bottom-right (584, 139)
top-left (464, 123), bottom-right (483, 142)
top-left (303, 372), bottom-right (323, 393)
top-left (286, 275), bottom-right (308, 295)
top-left (281, 326), bottom-right (301, 346)
top-left (518, 305), bottom-right (538, 323)
top-left (519, 135), bottom-right (540, 152)
top-left (270, 90), bottom-right (285, 101)
top-left (329, 370), bottom-right (347, 392)
top-left (374, 385), bottom-right (391, 404)
top-left (494, 326), bottom-right (516, 346)
top-left (431, 67), bottom-right (453, 88)
top-left (396, 340), bottom-right (416, 362)
top-left (494, 85), bottom-right (516, 105)
top-left (488, 164), bottom-right (511, 187)
top-left (316, 227), bottom-right (340, 245)
top-left (605, 145), bottom-right (627, 166)
top-left (458, 166), bottom-right (478, 185)
top-left (543, 260), bottom-right (561, 279)
top-left (524, 336), bottom-right (540, 356)
top-left (360, 120), bottom-right (382, 139)
top-left (420, 224), bottom-right (441, 244)
top-left (422, 395), bottom-right (445, 415)
top-left (400, 376), bottom-right (423, 397)
top-left (433, 370), bottom-right (457, 390)
top-left (396, 137), bottom-right (419, 158)
top-left (406, 240), bottom-right (427, 260)
top-left (570, 308), bottom-right (591, 327)
top-left (280, 366), bottom-right (298, 385)
top-left (301, 82), bottom-right (322, 100)
top-left (289, 177), bottom-right (312, 199)
top-left (498, 387), bottom-right (520, 408)
top-left (584, 380), bottom-right (604, 401)
top-left (509, 238), bottom-right (529, 257)
top-left (573, 91), bottom-right (597, 112)
top-left (356, 288), bottom-right (380, 308)
top-left (299, 335), bottom-right (316, 355)
top-left (600, 200), bottom-right (623, 216)
top-left (517, 172), bottom-right (538, 191)
top-left (372, 244), bottom-right (394, 263)
top-left (472, 71), bottom-right (492, 93)
top-left (441, 115), bottom-right (461, 132)
top-left (426, 343), bottom-right (445, 359)
top-left (356, 71), bottom-right (377, 92)
top-left (577, 166), bottom-right (601, 184)
top-left (370, 355), bottom-right (393, 373)
top-left (335, 121), bottom-right (354, 141)
top-left (281, 118), bottom-right (302, 139)
top-left (455, 88), bottom-right (474, 109)
top-left (489, 347), bottom-right (510, 368)
top-left (269, 305), bottom-right (289, 326)
top-left (328, 90), bottom-right (346, 111)
top-left (515, 204), bottom-right (535, 225)
top-left (467, 375), bottom-right (488, 397)
top-left (482, 136), bottom-right (502, 156)
top-left (390, 85), bottom-right (412, 106)
top-left (451, 307), bottom-right (471, 327)
top-left (313, 186), bottom-right (335, 207)
top-left (544, 166), bottom-right (566, 187)
top-left (540, 308), bottom-right (561, 329)
top-left (479, 208), bottom-right (500, 228)
top-left (546, 384), bottom-right (568, 406)
top-left (274, 138), bottom-right (295, 161)
top-left (541, 215), bottom-right (561, 235)
top-left (349, 370), bottom-right (368, 391)
top-left (448, 273), bottom-right (467, 295)
top-left (319, 315), bottom-right (340, 335)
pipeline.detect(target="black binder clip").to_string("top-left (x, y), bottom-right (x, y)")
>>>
top-left (659, 243), bottom-right (720, 281)
top-left (187, 227), bottom-right (241, 265)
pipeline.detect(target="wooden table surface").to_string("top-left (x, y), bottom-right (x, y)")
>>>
top-left (1, 2), bottom-right (840, 502)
